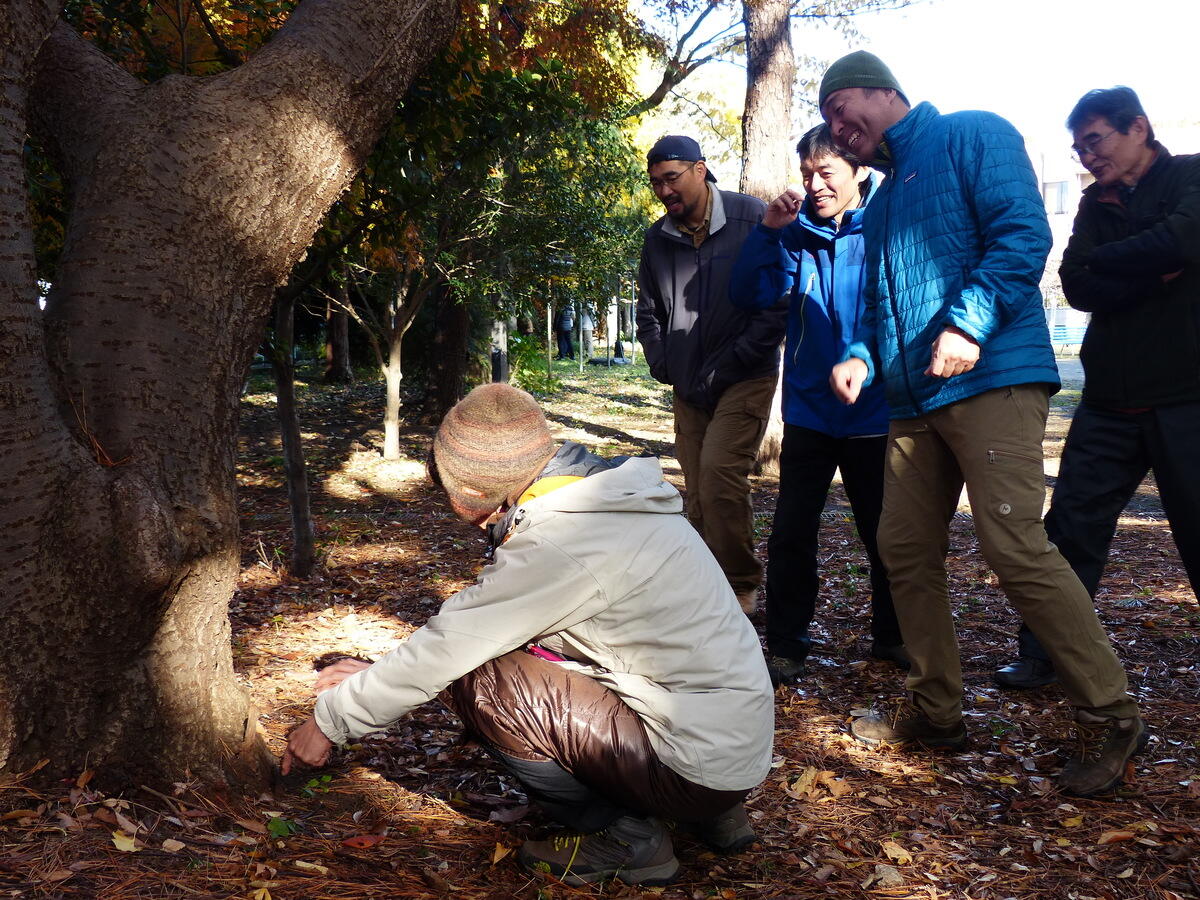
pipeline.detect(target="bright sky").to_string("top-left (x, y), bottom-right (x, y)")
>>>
top-left (640, 0), bottom-right (1200, 167)
top-left (824, 0), bottom-right (1200, 150)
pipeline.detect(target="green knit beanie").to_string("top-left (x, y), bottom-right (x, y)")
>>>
top-left (818, 51), bottom-right (905, 110)
top-left (431, 384), bottom-right (555, 522)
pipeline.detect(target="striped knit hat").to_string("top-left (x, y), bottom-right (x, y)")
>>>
top-left (431, 384), bottom-right (555, 522)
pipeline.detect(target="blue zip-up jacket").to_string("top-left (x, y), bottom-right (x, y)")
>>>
top-left (844, 102), bottom-right (1060, 419)
top-left (730, 175), bottom-right (889, 437)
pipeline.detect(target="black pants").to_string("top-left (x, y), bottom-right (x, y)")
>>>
top-left (1018, 400), bottom-right (1200, 660)
top-left (555, 330), bottom-right (575, 359)
top-left (765, 424), bottom-right (900, 661)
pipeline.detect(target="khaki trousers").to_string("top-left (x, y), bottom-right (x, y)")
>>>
top-left (878, 385), bottom-right (1138, 724)
top-left (672, 375), bottom-right (776, 595)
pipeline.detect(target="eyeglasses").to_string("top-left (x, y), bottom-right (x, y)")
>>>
top-left (648, 161), bottom-right (698, 190)
top-left (1071, 129), bottom-right (1118, 160)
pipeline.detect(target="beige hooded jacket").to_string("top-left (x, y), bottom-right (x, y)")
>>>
top-left (314, 456), bottom-right (774, 792)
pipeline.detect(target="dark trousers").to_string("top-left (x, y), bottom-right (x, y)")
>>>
top-left (1019, 400), bottom-right (1200, 660)
top-left (555, 330), bottom-right (575, 359)
top-left (765, 424), bottom-right (899, 661)
top-left (444, 651), bottom-right (746, 832)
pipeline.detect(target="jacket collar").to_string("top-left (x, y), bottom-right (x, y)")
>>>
top-left (661, 186), bottom-right (728, 242)
top-left (798, 170), bottom-right (877, 239)
top-left (1090, 142), bottom-right (1170, 206)
top-left (878, 101), bottom-right (939, 172)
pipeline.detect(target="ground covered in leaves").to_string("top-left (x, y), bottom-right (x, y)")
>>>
top-left (2, 358), bottom-right (1197, 899)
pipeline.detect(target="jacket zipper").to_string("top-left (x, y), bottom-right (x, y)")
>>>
top-left (792, 272), bottom-right (815, 367)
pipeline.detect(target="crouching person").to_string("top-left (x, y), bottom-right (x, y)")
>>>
top-left (282, 384), bottom-right (775, 886)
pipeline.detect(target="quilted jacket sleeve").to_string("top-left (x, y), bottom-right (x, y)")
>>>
top-left (944, 116), bottom-right (1052, 344)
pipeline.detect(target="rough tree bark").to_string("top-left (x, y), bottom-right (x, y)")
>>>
top-left (0, 0), bottom-right (456, 786)
top-left (740, 0), bottom-right (795, 201)
top-left (741, 0), bottom-right (793, 473)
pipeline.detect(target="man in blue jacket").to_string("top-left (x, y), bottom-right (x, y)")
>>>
top-left (821, 51), bottom-right (1145, 796)
top-left (730, 124), bottom-right (905, 684)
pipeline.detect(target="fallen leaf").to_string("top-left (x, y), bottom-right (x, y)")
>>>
top-left (42, 870), bottom-right (73, 882)
top-left (1097, 830), bottom-right (1136, 845)
top-left (1116, 867), bottom-right (1134, 878)
top-left (874, 863), bottom-right (904, 887)
top-left (76, 769), bottom-right (95, 789)
top-left (236, 818), bottom-right (268, 835)
top-left (290, 860), bottom-right (330, 875)
top-left (492, 843), bottom-right (513, 864)
top-left (341, 834), bottom-right (386, 850)
top-left (249, 889), bottom-right (272, 900)
top-left (111, 831), bottom-right (140, 853)
top-left (1062, 815), bottom-right (1084, 828)
top-left (162, 839), bottom-right (186, 852)
top-left (1, 809), bottom-right (40, 821)
top-left (881, 840), bottom-right (912, 865)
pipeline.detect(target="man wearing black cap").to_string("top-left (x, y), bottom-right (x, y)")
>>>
top-left (636, 135), bottom-right (786, 615)
top-left (819, 52), bottom-right (1145, 797)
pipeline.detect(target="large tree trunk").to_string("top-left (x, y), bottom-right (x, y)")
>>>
top-left (740, 0), bottom-right (795, 202)
top-left (428, 287), bottom-right (471, 422)
top-left (0, 0), bottom-right (456, 786)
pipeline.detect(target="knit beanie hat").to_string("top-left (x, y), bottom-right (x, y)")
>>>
top-left (431, 384), bottom-right (555, 522)
top-left (818, 51), bottom-right (906, 110)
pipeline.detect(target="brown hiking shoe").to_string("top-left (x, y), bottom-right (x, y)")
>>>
top-left (518, 815), bottom-right (679, 886)
top-left (1057, 711), bottom-right (1148, 797)
top-left (850, 698), bottom-right (967, 750)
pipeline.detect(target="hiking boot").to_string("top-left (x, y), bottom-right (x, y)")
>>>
top-left (850, 698), bottom-right (968, 750)
top-left (1057, 711), bottom-right (1149, 797)
top-left (994, 656), bottom-right (1057, 689)
top-left (766, 655), bottom-right (806, 687)
top-left (689, 802), bottom-right (756, 853)
top-left (518, 815), bottom-right (679, 886)
top-left (869, 641), bottom-right (912, 670)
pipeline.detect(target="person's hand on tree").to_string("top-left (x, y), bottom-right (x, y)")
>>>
top-left (281, 715), bottom-right (333, 775)
top-left (830, 357), bottom-right (869, 405)
top-left (314, 657), bottom-right (372, 693)
top-left (762, 189), bottom-right (804, 229)
top-left (925, 327), bottom-right (980, 378)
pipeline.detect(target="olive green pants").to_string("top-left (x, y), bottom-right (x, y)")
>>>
top-left (672, 374), bottom-right (776, 596)
top-left (879, 385), bottom-right (1138, 724)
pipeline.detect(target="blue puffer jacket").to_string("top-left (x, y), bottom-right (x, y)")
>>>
top-left (730, 175), bottom-right (889, 437)
top-left (845, 102), bottom-right (1060, 419)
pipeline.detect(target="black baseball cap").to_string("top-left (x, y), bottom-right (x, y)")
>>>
top-left (646, 135), bottom-right (718, 182)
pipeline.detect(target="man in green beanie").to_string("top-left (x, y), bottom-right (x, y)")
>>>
top-left (820, 52), bottom-right (1146, 797)
top-left (282, 384), bottom-right (774, 885)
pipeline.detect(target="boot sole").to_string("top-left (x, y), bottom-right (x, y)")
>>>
top-left (850, 723), bottom-right (968, 751)
top-left (1059, 727), bottom-right (1151, 797)
top-left (519, 850), bottom-right (680, 887)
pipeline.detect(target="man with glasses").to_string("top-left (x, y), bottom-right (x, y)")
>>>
top-left (820, 52), bottom-right (1145, 796)
top-left (636, 135), bottom-right (786, 615)
top-left (995, 86), bottom-right (1200, 691)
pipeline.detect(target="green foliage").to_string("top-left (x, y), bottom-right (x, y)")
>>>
top-left (509, 333), bottom-right (559, 395)
top-left (300, 774), bottom-right (332, 797)
top-left (266, 816), bottom-right (300, 838)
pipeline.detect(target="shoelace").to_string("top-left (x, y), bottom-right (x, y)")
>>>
top-left (1072, 721), bottom-right (1112, 762)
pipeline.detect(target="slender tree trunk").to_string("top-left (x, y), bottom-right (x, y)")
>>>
top-left (0, 0), bottom-right (456, 785)
top-left (382, 335), bottom-right (404, 461)
top-left (324, 284), bottom-right (353, 384)
top-left (270, 293), bottom-right (317, 577)
top-left (428, 288), bottom-right (471, 421)
top-left (740, 0), bottom-right (795, 201)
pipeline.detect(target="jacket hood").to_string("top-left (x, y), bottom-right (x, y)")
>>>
top-left (521, 455), bottom-right (682, 517)
top-left (799, 170), bottom-right (878, 240)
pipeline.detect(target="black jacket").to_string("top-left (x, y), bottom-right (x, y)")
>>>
top-left (1060, 147), bottom-right (1200, 408)
top-left (636, 189), bottom-right (786, 409)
